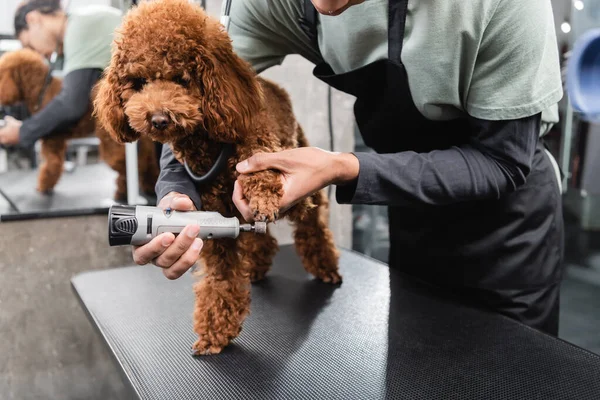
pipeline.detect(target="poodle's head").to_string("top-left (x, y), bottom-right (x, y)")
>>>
top-left (0, 48), bottom-right (49, 105)
top-left (93, 0), bottom-right (263, 146)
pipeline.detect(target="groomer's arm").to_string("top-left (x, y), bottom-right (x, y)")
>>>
top-left (233, 115), bottom-right (547, 222)
top-left (18, 68), bottom-right (101, 149)
top-left (333, 114), bottom-right (541, 206)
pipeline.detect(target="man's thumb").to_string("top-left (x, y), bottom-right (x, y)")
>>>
top-left (171, 196), bottom-right (195, 211)
top-left (236, 153), bottom-right (267, 173)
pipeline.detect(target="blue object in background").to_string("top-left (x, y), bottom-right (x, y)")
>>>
top-left (567, 28), bottom-right (600, 123)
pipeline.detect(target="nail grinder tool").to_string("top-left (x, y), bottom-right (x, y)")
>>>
top-left (108, 204), bottom-right (267, 246)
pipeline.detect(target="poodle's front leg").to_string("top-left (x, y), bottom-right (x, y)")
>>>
top-left (192, 239), bottom-right (251, 356)
top-left (237, 170), bottom-right (283, 223)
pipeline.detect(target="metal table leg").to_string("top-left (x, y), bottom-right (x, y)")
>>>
top-left (125, 141), bottom-right (144, 205)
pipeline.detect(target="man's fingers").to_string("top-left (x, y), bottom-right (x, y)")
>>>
top-left (153, 224), bottom-right (199, 268)
top-left (232, 180), bottom-right (254, 222)
top-left (163, 238), bottom-right (203, 280)
top-left (132, 232), bottom-right (175, 265)
top-left (236, 152), bottom-right (288, 174)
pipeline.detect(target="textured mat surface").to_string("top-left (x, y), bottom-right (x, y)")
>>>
top-left (72, 246), bottom-right (600, 400)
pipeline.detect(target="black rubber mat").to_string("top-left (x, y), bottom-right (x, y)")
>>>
top-left (72, 246), bottom-right (600, 400)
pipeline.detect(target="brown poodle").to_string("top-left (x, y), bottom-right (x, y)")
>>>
top-left (0, 48), bottom-right (159, 199)
top-left (94, 0), bottom-right (342, 355)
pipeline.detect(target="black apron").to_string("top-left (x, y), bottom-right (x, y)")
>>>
top-left (304, 0), bottom-right (565, 335)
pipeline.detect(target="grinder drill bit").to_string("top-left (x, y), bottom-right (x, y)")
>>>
top-left (108, 205), bottom-right (267, 246)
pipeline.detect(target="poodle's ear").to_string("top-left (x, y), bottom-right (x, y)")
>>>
top-left (93, 69), bottom-right (140, 143)
top-left (195, 41), bottom-right (263, 143)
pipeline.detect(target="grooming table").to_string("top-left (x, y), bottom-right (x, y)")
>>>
top-left (72, 246), bottom-right (600, 400)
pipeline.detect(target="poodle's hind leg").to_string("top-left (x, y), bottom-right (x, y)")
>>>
top-left (192, 239), bottom-right (251, 356)
top-left (287, 189), bottom-right (342, 284)
top-left (37, 137), bottom-right (67, 194)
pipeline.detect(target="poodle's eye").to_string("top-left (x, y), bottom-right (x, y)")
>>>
top-left (174, 75), bottom-right (189, 88)
top-left (131, 78), bottom-right (147, 91)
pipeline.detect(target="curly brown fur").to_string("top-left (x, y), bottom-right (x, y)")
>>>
top-left (0, 48), bottom-right (159, 198)
top-left (94, 0), bottom-right (341, 356)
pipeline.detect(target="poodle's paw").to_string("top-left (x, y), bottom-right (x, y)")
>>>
top-left (191, 339), bottom-right (225, 356)
top-left (249, 196), bottom-right (280, 223)
top-left (315, 269), bottom-right (343, 285)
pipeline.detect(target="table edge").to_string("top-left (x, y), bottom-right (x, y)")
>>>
top-left (70, 279), bottom-right (142, 400)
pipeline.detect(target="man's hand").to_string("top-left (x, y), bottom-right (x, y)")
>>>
top-left (131, 191), bottom-right (203, 280)
top-left (0, 116), bottom-right (22, 146)
top-left (233, 147), bottom-right (359, 222)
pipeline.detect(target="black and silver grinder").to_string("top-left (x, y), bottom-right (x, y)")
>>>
top-left (108, 205), bottom-right (267, 246)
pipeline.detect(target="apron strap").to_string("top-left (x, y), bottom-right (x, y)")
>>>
top-left (299, 0), bottom-right (319, 47)
top-left (389, 0), bottom-right (410, 65)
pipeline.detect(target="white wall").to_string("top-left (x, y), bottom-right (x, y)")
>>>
top-left (0, 0), bottom-right (23, 35)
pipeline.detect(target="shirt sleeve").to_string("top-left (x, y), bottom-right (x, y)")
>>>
top-left (18, 68), bottom-right (101, 149)
top-left (465, 0), bottom-right (563, 120)
top-left (155, 145), bottom-right (203, 210)
top-left (228, 0), bottom-right (320, 73)
top-left (335, 113), bottom-right (541, 206)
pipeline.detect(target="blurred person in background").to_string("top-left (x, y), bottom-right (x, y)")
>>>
top-left (0, 0), bottom-right (121, 148)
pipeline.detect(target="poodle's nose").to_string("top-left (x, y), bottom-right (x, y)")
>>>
top-left (151, 113), bottom-right (170, 130)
